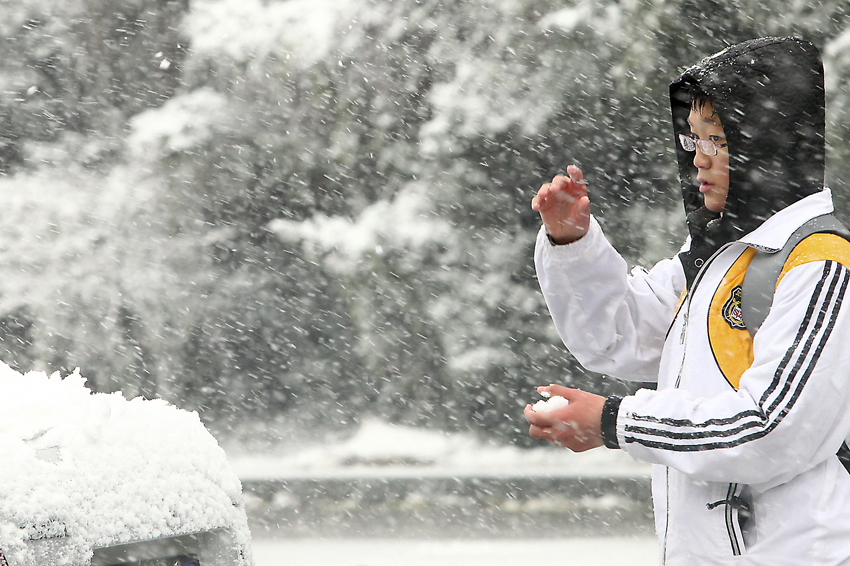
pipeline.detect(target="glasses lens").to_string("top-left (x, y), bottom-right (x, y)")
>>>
top-left (679, 135), bottom-right (719, 156)
top-left (696, 139), bottom-right (718, 156)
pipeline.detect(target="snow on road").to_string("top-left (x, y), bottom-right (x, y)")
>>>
top-left (251, 537), bottom-right (659, 566)
top-left (227, 418), bottom-right (651, 481)
top-left (238, 420), bottom-right (657, 565)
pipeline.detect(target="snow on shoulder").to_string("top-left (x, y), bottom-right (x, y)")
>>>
top-left (0, 364), bottom-right (252, 566)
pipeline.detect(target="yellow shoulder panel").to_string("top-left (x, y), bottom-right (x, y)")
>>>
top-left (776, 233), bottom-right (850, 287)
top-left (708, 233), bottom-right (850, 391)
top-left (708, 247), bottom-right (756, 390)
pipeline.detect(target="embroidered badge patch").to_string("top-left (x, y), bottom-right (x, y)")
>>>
top-left (722, 285), bottom-right (747, 330)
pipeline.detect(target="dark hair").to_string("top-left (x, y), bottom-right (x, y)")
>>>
top-left (688, 83), bottom-right (713, 112)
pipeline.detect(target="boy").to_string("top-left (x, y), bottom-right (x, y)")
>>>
top-left (524, 37), bottom-right (850, 565)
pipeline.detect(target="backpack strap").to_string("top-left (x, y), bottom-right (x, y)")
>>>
top-left (741, 214), bottom-right (850, 337)
top-left (742, 214), bottom-right (850, 472)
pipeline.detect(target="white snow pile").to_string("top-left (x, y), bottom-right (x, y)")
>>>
top-left (186, 0), bottom-right (352, 67)
top-left (538, 1), bottom-right (621, 36)
top-left (0, 364), bottom-right (251, 566)
top-left (268, 185), bottom-right (452, 271)
top-left (227, 417), bottom-right (650, 481)
top-left (129, 87), bottom-right (230, 156)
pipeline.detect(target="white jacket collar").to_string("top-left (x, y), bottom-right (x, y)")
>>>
top-left (737, 189), bottom-right (835, 252)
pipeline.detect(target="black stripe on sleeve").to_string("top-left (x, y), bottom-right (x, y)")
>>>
top-left (623, 262), bottom-right (849, 451)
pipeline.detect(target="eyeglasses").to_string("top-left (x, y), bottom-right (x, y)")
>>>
top-left (678, 134), bottom-right (728, 156)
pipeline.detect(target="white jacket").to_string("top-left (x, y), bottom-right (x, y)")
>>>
top-left (535, 189), bottom-right (850, 565)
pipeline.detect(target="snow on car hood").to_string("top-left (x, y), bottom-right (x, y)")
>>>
top-left (0, 363), bottom-right (251, 565)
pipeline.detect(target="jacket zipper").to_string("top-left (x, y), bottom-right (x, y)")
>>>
top-left (673, 243), bottom-right (733, 387)
top-left (663, 242), bottom-right (736, 563)
top-left (661, 467), bottom-right (670, 565)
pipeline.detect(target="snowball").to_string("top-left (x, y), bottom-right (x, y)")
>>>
top-left (532, 396), bottom-right (570, 412)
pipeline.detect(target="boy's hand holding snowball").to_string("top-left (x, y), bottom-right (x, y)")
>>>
top-left (523, 384), bottom-right (606, 452)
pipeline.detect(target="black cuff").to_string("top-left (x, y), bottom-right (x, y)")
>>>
top-left (600, 395), bottom-right (623, 450)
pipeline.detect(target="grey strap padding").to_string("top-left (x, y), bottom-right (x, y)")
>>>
top-left (742, 214), bottom-right (850, 337)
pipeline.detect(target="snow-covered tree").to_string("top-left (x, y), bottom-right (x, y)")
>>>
top-left (1, 0), bottom-right (850, 442)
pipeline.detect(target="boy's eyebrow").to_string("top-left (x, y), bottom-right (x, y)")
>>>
top-left (686, 114), bottom-right (722, 128)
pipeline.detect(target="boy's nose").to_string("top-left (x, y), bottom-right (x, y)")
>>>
top-left (693, 150), bottom-right (711, 169)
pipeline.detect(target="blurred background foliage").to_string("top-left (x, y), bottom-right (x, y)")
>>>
top-left (0, 0), bottom-right (849, 444)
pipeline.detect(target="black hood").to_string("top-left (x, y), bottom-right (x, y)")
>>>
top-left (672, 37), bottom-right (825, 285)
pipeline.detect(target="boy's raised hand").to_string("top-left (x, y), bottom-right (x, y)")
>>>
top-left (531, 165), bottom-right (590, 245)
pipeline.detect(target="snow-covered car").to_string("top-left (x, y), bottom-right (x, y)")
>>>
top-left (0, 364), bottom-right (253, 566)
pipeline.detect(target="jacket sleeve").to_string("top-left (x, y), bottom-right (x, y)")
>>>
top-left (534, 217), bottom-right (686, 382)
top-left (616, 259), bottom-right (850, 489)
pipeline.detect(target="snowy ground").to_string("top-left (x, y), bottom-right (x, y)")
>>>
top-left (251, 537), bottom-right (660, 566)
top-left (229, 419), bottom-right (657, 563)
top-left (226, 417), bottom-right (651, 480)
